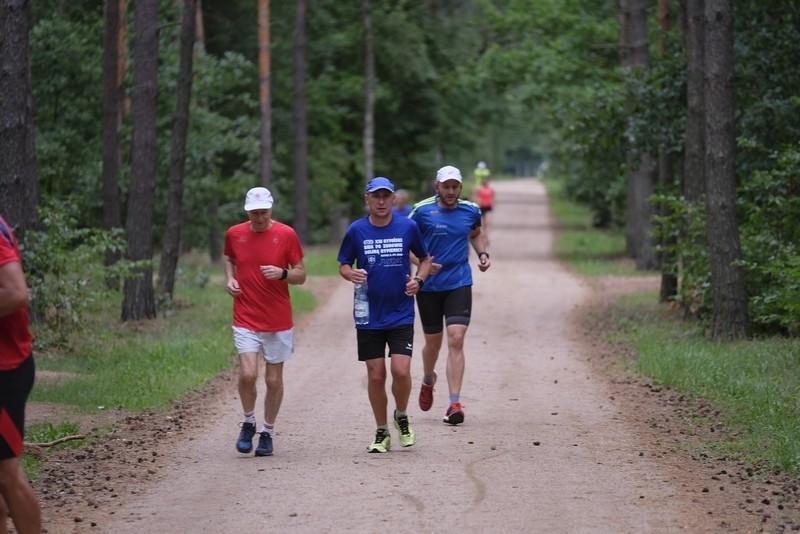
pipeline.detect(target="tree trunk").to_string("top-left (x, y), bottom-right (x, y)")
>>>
top-left (632, 156), bottom-right (658, 271)
top-left (158, 0), bottom-right (197, 301)
top-left (101, 0), bottom-right (126, 287)
top-left (658, 151), bottom-right (678, 300)
top-left (0, 0), bottom-right (40, 241)
top-left (122, 0), bottom-right (159, 321)
top-left (620, 0), bottom-right (657, 270)
top-left (292, 0), bottom-right (308, 243)
top-left (363, 0), bottom-right (375, 186)
top-left (704, 0), bottom-right (748, 339)
top-left (194, 1), bottom-right (221, 264)
top-left (208, 197), bottom-right (222, 263)
top-left (657, 0), bottom-right (677, 300)
top-left (684, 0), bottom-right (706, 202)
top-left (258, 0), bottom-right (273, 187)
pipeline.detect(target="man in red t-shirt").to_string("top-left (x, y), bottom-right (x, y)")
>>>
top-left (0, 215), bottom-right (42, 533)
top-left (224, 188), bottom-right (306, 457)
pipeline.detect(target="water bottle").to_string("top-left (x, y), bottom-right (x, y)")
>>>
top-left (353, 281), bottom-right (369, 325)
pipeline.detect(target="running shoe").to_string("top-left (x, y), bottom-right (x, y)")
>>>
top-left (255, 431), bottom-right (273, 457)
top-left (443, 402), bottom-right (465, 425)
top-left (418, 371), bottom-right (437, 411)
top-left (236, 422), bottom-right (257, 453)
top-left (393, 412), bottom-right (416, 447)
top-left (367, 429), bottom-right (391, 453)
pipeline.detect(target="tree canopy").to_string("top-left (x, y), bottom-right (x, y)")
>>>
top-left (6, 0), bottom-right (798, 336)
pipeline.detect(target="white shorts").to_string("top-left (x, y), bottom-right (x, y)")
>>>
top-left (232, 326), bottom-right (295, 364)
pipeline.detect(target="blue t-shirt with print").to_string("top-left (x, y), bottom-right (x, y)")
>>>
top-left (409, 196), bottom-right (482, 292)
top-left (338, 215), bottom-right (429, 329)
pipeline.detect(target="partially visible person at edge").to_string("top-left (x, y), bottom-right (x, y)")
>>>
top-left (0, 215), bottom-right (42, 534)
top-left (225, 187), bottom-right (306, 457)
top-left (409, 165), bottom-right (491, 426)
top-left (391, 189), bottom-right (412, 218)
top-left (472, 176), bottom-right (496, 246)
top-left (473, 160), bottom-right (491, 189)
top-left (337, 177), bottom-right (432, 453)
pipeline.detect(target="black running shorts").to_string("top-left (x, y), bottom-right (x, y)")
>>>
top-left (356, 324), bottom-right (414, 361)
top-left (416, 285), bottom-right (472, 335)
top-left (0, 354), bottom-right (35, 460)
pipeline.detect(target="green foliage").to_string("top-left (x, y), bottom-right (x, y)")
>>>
top-left (23, 0), bottom-right (800, 336)
top-left (30, 12), bottom-right (104, 222)
top-left (739, 144), bottom-right (800, 335)
top-left (611, 296), bottom-right (800, 474)
top-left (302, 245), bottom-right (342, 277)
top-left (651, 194), bottom-right (711, 318)
top-left (21, 203), bottom-right (134, 349)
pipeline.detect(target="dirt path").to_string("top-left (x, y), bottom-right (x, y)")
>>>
top-left (35, 179), bottom-right (792, 533)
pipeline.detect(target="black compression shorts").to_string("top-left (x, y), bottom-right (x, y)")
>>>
top-left (0, 354), bottom-right (35, 460)
top-left (416, 286), bottom-right (472, 335)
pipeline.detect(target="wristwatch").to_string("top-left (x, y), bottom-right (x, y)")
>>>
top-left (413, 276), bottom-right (425, 288)
top-left (478, 252), bottom-right (490, 260)
top-left (280, 268), bottom-right (288, 280)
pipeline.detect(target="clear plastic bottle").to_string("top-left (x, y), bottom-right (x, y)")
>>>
top-left (353, 281), bottom-right (369, 325)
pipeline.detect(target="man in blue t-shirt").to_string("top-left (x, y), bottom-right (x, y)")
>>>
top-left (409, 165), bottom-right (491, 426)
top-left (338, 177), bottom-right (432, 453)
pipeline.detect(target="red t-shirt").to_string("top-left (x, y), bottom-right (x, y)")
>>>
top-left (0, 216), bottom-right (33, 371)
top-left (477, 185), bottom-right (495, 209)
top-left (223, 221), bottom-right (304, 332)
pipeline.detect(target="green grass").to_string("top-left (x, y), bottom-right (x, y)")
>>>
top-left (608, 295), bottom-right (800, 474)
top-left (543, 177), bottom-right (639, 277)
top-left (302, 244), bottom-right (341, 276)
top-left (546, 176), bottom-right (800, 476)
top-left (30, 248), bottom-right (326, 413)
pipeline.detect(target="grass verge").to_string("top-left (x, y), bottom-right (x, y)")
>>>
top-left (26, 247), bottom-right (339, 463)
top-left (543, 178), bottom-right (640, 276)
top-left (546, 176), bottom-right (800, 475)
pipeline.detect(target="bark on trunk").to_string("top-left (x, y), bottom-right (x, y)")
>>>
top-left (703, 0), bottom-right (748, 339)
top-left (258, 0), bottom-right (273, 187)
top-left (158, 0), bottom-right (197, 301)
top-left (684, 0), bottom-right (706, 202)
top-left (363, 0), bottom-right (375, 186)
top-left (122, 0), bottom-right (159, 321)
top-left (657, 0), bottom-right (677, 299)
top-left (0, 0), bottom-right (40, 241)
top-left (620, 0), bottom-right (657, 269)
top-left (101, 0), bottom-right (126, 285)
top-left (292, 0), bottom-right (308, 243)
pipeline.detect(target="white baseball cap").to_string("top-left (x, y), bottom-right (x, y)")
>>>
top-left (244, 187), bottom-right (274, 211)
top-left (436, 165), bottom-right (463, 183)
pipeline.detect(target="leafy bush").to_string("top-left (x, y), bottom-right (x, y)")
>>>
top-left (652, 194), bottom-right (711, 318)
top-left (739, 144), bottom-right (800, 335)
top-left (21, 203), bottom-right (133, 349)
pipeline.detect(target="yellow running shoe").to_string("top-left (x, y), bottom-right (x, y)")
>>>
top-left (393, 411), bottom-right (416, 447)
top-left (367, 429), bottom-right (391, 453)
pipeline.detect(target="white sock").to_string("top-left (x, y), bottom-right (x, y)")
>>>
top-left (244, 412), bottom-right (256, 425)
top-left (261, 423), bottom-right (274, 436)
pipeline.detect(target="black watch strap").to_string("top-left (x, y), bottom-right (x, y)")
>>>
top-left (280, 268), bottom-right (288, 280)
top-left (413, 276), bottom-right (424, 288)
